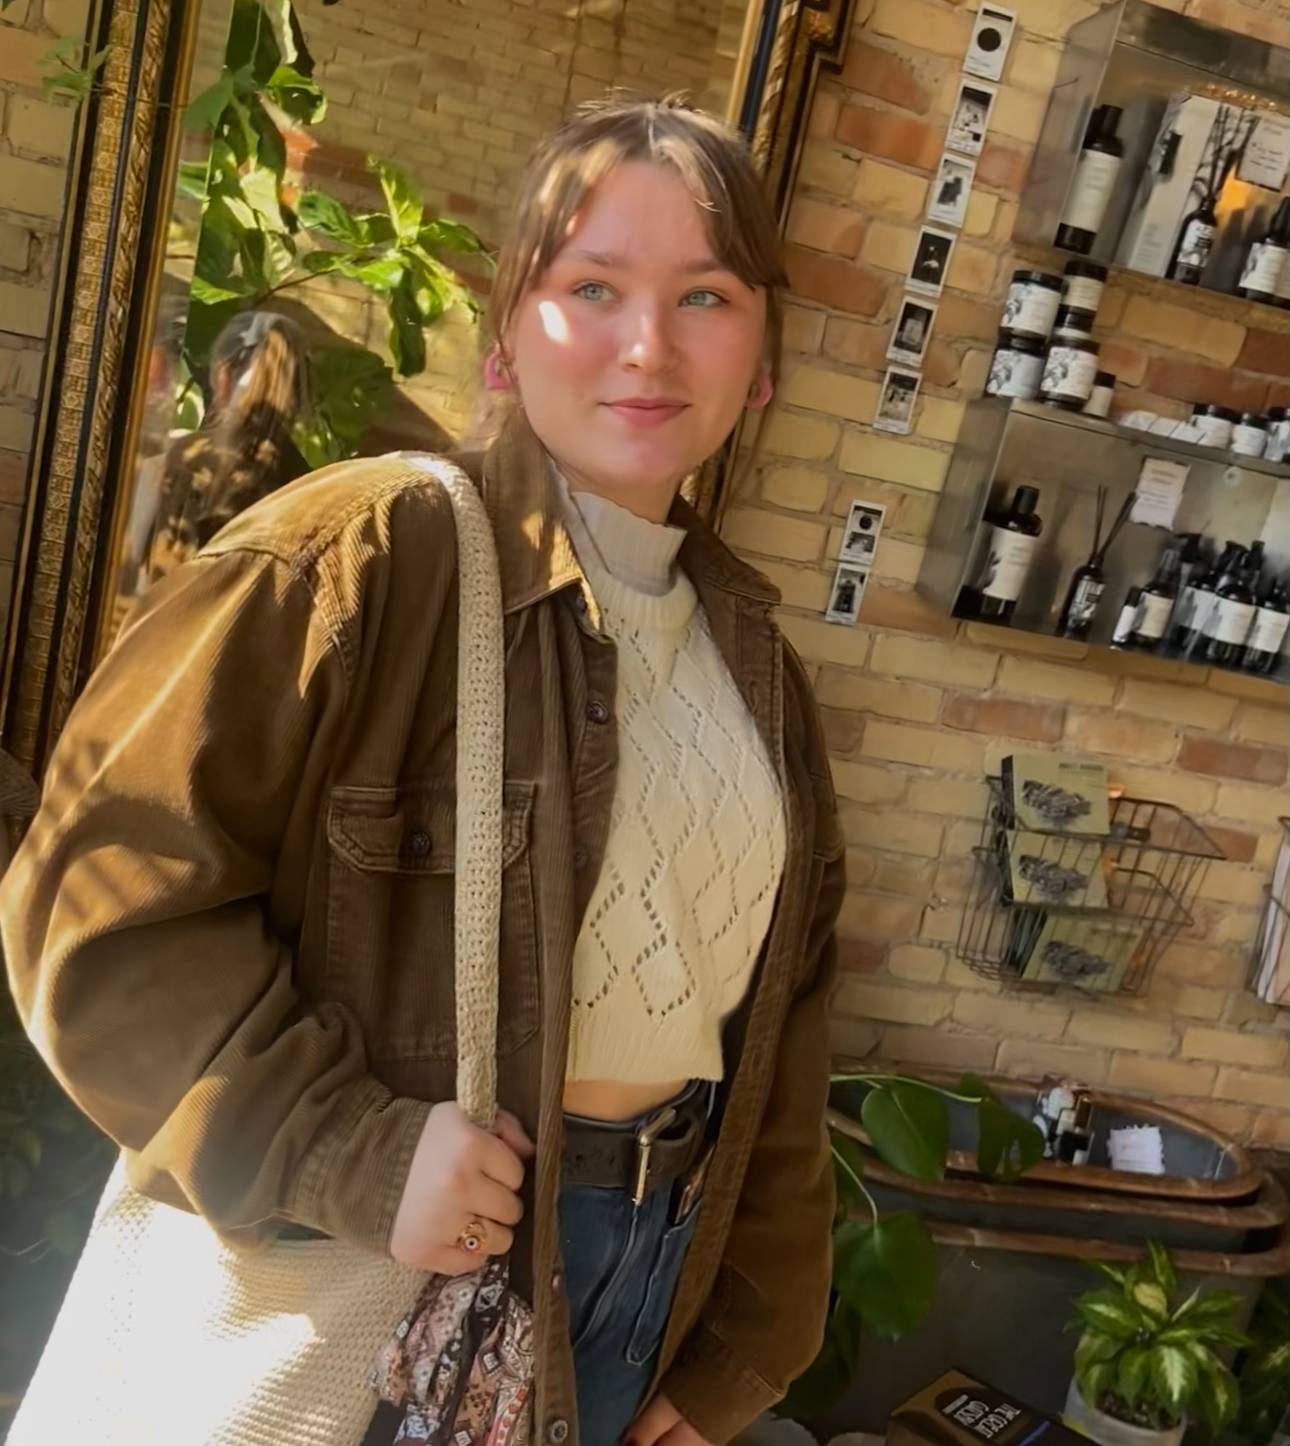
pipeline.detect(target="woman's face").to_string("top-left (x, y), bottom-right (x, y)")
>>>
top-left (506, 160), bottom-right (769, 518)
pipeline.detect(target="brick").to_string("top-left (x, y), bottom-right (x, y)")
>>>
top-left (1178, 735), bottom-right (1286, 784)
top-left (964, 190), bottom-right (999, 238)
top-left (869, 854), bottom-right (936, 896)
top-left (762, 465), bottom-right (829, 513)
top-left (817, 669), bottom-right (942, 722)
top-left (778, 614), bottom-right (871, 670)
top-left (966, 624), bottom-right (1087, 663)
top-left (997, 654), bottom-right (1115, 705)
top-left (886, 944), bottom-right (947, 984)
top-left (798, 140), bottom-right (860, 197)
top-left (1251, 1111), bottom-right (1290, 1150)
top-left (836, 106), bottom-right (942, 172)
top-left (723, 507), bottom-right (825, 563)
top-left (754, 561), bottom-right (832, 613)
top-left (876, 1025), bottom-right (997, 1071)
top-left (832, 481), bottom-right (938, 541)
top-left (1233, 704), bottom-right (1288, 747)
top-left (0, 26), bottom-right (45, 88)
top-left (1110, 1054), bottom-right (1215, 1099)
top-left (943, 694), bottom-right (1064, 742)
top-left (1014, 0), bottom-right (1108, 39)
top-left (937, 294), bottom-right (1000, 345)
top-left (0, 407), bottom-right (34, 452)
top-left (830, 1016), bottom-right (883, 1062)
top-left (862, 720), bottom-right (987, 774)
top-left (762, 410), bottom-right (839, 462)
top-left (1164, 1098), bottom-right (1254, 1141)
top-left (976, 140), bottom-right (1032, 194)
top-left (834, 977), bottom-right (948, 1026)
top-left (1207, 907), bottom-right (1264, 949)
top-left (869, 0), bottom-right (973, 56)
top-left (1196, 861), bottom-right (1273, 908)
top-left (827, 531), bottom-right (922, 585)
top-left (861, 220), bottom-right (917, 276)
top-left (1067, 1011), bottom-right (1177, 1055)
top-left (1156, 940), bottom-right (1246, 988)
top-left (1203, 668), bottom-right (1289, 704)
top-left (916, 397), bottom-right (963, 444)
top-left (822, 317), bottom-right (890, 370)
top-left (782, 364), bottom-right (882, 422)
top-left (0, 222), bottom-right (30, 273)
top-left (821, 706), bottom-right (865, 755)
top-left (1109, 764), bottom-right (1219, 816)
top-left (1144, 356), bottom-right (1268, 415)
top-left (838, 433), bottom-right (949, 492)
top-left (782, 305), bottom-right (828, 354)
top-left (905, 776), bottom-right (989, 818)
top-left (837, 891), bottom-right (925, 943)
top-left (991, 87), bottom-right (1047, 145)
top-left (923, 341), bottom-right (963, 388)
top-left (1065, 710), bottom-right (1178, 765)
top-left (919, 899), bottom-right (965, 945)
top-left (1005, 35), bottom-right (1062, 94)
top-left (1172, 986), bottom-right (1227, 1021)
top-left (810, 88), bottom-right (841, 141)
top-left (1121, 296), bottom-right (1245, 366)
top-left (861, 585), bottom-right (960, 639)
top-left (871, 634), bottom-right (997, 690)
top-left (858, 810), bottom-right (943, 859)
top-left (1181, 1027), bottom-right (1288, 1069)
top-left (997, 1038), bottom-right (1108, 1082)
top-left (0, 156), bottom-right (66, 222)
top-left (837, 936), bottom-right (889, 973)
top-left (0, 453), bottom-right (27, 507)
top-left (1095, 340), bottom-right (1149, 388)
top-left (830, 759), bottom-right (909, 806)
top-left (946, 241), bottom-right (998, 295)
top-left (1186, 0), bottom-right (1287, 46)
top-left (852, 159), bottom-right (929, 221)
top-left (1214, 1067), bottom-right (1288, 1109)
top-left (787, 198), bottom-right (865, 258)
top-left (1119, 680), bottom-right (1238, 733)
top-left (8, 97), bottom-right (77, 161)
top-left (1200, 824), bottom-right (1259, 864)
top-left (1238, 328), bottom-right (1290, 375)
top-left (838, 39), bottom-right (934, 114)
top-left (953, 992), bottom-right (1069, 1040)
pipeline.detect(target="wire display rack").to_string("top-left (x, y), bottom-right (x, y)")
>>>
top-left (957, 777), bottom-right (1224, 995)
top-left (1248, 816), bottom-right (1290, 1009)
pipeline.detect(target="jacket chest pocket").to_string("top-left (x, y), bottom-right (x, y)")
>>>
top-left (324, 779), bottom-right (539, 1064)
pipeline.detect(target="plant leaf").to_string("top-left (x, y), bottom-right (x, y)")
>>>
top-left (265, 63), bottom-right (325, 124)
top-left (861, 1082), bottom-right (948, 1182)
top-left (834, 1212), bottom-right (937, 1342)
top-left (1116, 1344), bottom-right (1151, 1406)
top-left (1133, 1280), bottom-right (1170, 1322)
top-left (1075, 1293), bottom-right (1142, 1341)
top-left (1170, 1290), bottom-right (1244, 1329)
top-left (1076, 1359), bottom-right (1114, 1411)
top-left (185, 75), bottom-right (236, 134)
top-left (1074, 1331), bottom-right (1121, 1371)
top-left (1145, 1239), bottom-right (1177, 1297)
top-left (965, 1074), bottom-right (1045, 1183)
top-left (260, 0), bottom-right (297, 65)
top-left (348, 254), bottom-right (406, 292)
top-left (298, 191), bottom-right (365, 246)
top-left (1198, 1361), bottom-right (1239, 1437)
top-left (1149, 1343), bottom-right (1197, 1417)
top-left (830, 1133), bottom-right (867, 1219)
top-left (418, 217), bottom-right (489, 257)
top-left (372, 157), bottom-right (422, 241)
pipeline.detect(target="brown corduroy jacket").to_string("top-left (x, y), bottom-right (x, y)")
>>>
top-left (1, 419), bottom-right (845, 1444)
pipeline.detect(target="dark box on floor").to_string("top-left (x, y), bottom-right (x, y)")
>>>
top-left (887, 1369), bottom-right (1084, 1446)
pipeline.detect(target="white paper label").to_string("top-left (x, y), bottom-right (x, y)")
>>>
top-left (1248, 608), bottom-right (1290, 656)
top-left (1061, 150), bottom-right (1121, 235)
top-left (1242, 241), bottom-right (1288, 294)
top-left (1002, 280), bottom-right (1061, 337)
top-left (1041, 344), bottom-right (1098, 402)
top-left (1194, 415), bottom-right (1233, 448)
top-left (1062, 274), bottom-right (1105, 312)
top-left (1134, 591), bottom-right (1173, 641)
top-left (1276, 254), bottom-right (1290, 303)
top-left (1082, 383), bottom-right (1113, 419)
top-left (1184, 586), bottom-right (1215, 638)
top-left (1129, 458), bottom-right (1188, 530)
top-left (987, 346), bottom-right (1044, 399)
top-left (1175, 218), bottom-right (1215, 269)
top-left (981, 527), bottom-right (1037, 602)
top-left (1212, 598), bottom-right (1257, 646)
top-left (1233, 424), bottom-right (1267, 459)
top-left (1238, 113), bottom-right (1290, 190)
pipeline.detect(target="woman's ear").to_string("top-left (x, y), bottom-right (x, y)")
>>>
top-left (483, 344), bottom-right (513, 392)
top-left (746, 370), bottom-right (773, 411)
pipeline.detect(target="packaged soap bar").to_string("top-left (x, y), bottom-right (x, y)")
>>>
top-left (888, 1370), bottom-right (1084, 1446)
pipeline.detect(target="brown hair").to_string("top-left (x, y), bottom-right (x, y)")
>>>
top-left (488, 94), bottom-right (787, 385)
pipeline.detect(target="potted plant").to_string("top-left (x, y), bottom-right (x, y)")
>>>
top-left (1064, 1239), bottom-right (1246, 1446)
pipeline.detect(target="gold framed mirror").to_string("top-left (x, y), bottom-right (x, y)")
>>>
top-left (1, 0), bottom-right (854, 775)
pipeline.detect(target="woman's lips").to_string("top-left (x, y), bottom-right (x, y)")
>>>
top-left (604, 400), bottom-right (688, 429)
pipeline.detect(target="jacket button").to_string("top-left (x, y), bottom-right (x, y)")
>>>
top-left (572, 844), bottom-right (589, 871)
top-left (586, 699), bottom-right (610, 725)
top-left (407, 829), bottom-right (431, 858)
top-left (547, 1419), bottom-right (570, 1444)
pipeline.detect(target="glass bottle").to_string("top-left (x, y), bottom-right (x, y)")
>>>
top-left (1055, 106), bottom-right (1124, 256)
top-left (974, 486), bottom-right (1044, 624)
top-left (1057, 561), bottom-right (1105, 639)
top-left (1202, 544), bottom-right (1262, 667)
top-left (1128, 542), bottom-right (1181, 649)
top-left (1243, 574), bottom-right (1290, 676)
top-left (1238, 198), bottom-right (1290, 306)
top-left (1110, 587), bottom-right (1142, 648)
top-left (1168, 194), bottom-right (1218, 286)
top-left (1171, 540), bottom-right (1242, 654)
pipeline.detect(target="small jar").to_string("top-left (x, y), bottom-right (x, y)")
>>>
top-left (1265, 407), bottom-right (1290, 464)
top-left (1062, 259), bottom-right (1107, 316)
top-left (1081, 371), bottom-right (1116, 419)
top-left (1191, 403), bottom-right (1237, 450)
top-left (1001, 270), bottom-right (1063, 340)
top-left (1040, 336), bottom-right (1100, 409)
top-left (1052, 304), bottom-right (1096, 342)
top-left (986, 331), bottom-right (1045, 401)
top-left (1232, 411), bottom-right (1269, 459)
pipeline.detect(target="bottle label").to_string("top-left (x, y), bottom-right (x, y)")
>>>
top-left (1194, 415), bottom-right (1233, 448)
top-left (1041, 344), bottom-right (1098, 404)
top-left (980, 527), bottom-right (1038, 602)
top-left (1134, 591), bottom-right (1173, 641)
top-left (1061, 274), bottom-right (1105, 312)
top-left (1232, 424), bottom-right (1267, 459)
top-left (987, 345), bottom-right (1044, 399)
top-left (1276, 252), bottom-right (1290, 302)
top-left (1112, 602), bottom-right (1138, 644)
top-left (1248, 608), bottom-right (1290, 656)
top-left (1176, 218), bottom-right (1216, 270)
top-left (1002, 281), bottom-right (1061, 338)
top-left (1067, 575), bottom-right (1105, 627)
top-left (1212, 598), bottom-right (1257, 646)
top-left (1060, 150), bottom-right (1121, 235)
top-left (1242, 240), bottom-right (1289, 294)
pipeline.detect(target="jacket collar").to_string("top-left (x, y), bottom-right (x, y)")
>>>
top-left (464, 412), bottom-right (780, 615)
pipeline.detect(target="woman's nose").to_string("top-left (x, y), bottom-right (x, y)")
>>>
top-left (619, 302), bottom-right (676, 372)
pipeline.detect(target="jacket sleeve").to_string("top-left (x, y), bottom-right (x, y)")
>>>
top-left (0, 543), bottom-right (432, 1252)
top-left (658, 652), bottom-right (845, 1442)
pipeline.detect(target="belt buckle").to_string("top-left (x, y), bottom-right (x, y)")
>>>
top-left (631, 1105), bottom-right (678, 1206)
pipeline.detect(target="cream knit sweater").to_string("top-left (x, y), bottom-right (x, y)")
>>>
top-left (560, 481), bottom-right (787, 1084)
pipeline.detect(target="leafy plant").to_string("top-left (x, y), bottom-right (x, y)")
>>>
top-left (39, 35), bottom-right (109, 101)
top-left (1070, 1239), bottom-right (1247, 1438)
top-left (1223, 1282), bottom-right (1289, 1446)
top-left (782, 1072), bottom-right (1045, 1418)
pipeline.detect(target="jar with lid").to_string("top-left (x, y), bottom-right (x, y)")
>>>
top-left (986, 332), bottom-right (1045, 401)
top-left (1061, 259), bottom-right (1107, 316)
top-left (1081, 371), bottom-right (1116, 419)
top-left (1191, 403), bottom-right (1237, 450)
top-left (1040, 336), bottom-right (1100, 409)
top-left (1232, 412), bottom-right (1269, 459)
top-left (1052, 305), bottom-right (1096, 342)
top-left (1001, 270), bottom-right (1062, 340)
top-left (1265, 407), bottom-right (1290, 465)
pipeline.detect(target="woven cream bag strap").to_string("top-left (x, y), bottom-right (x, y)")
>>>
top-left (7, 458), bottom-right (505, 1445)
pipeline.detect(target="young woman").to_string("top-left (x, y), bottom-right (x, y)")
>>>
top-left (2, 97), bottom-right (844, 1446)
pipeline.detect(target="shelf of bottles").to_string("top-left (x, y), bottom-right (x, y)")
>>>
top-left (917, 399), bottom-right (1290, 683)
top-left (1017, 0), bottom-right (1290, 315)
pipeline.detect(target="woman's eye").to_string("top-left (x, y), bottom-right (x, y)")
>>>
top-left (572, 281), bottom-right (614, 302)
top-left (681, 288), bottom-right (727, 308)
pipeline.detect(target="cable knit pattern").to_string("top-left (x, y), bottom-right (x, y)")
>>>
top-left (560, 483), bottom-right (787, 1085)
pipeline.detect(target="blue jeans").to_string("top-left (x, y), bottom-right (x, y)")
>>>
top-left (559, 1160), bottom-right (703, 1444)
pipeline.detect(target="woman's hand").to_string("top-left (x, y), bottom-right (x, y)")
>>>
top-left (389, 1102), bottom-right (534, 1274)
top-left (625, 1394), bottom-right (712, 1446)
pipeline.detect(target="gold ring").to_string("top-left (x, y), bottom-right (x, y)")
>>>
top-left (456, 1219), bottom-right (488, 1255)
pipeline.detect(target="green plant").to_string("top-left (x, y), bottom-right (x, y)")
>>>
top-left (782, 1072), bottom-right (1045, 1418)
top-left (1069, 1239), bottom-right (1247, 1438)
top-left (1223, 1282), bottom-right (1289, 1446)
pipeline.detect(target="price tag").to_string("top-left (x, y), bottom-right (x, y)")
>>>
top-left (1129, 457), bottom-right (1188, 530)
top-left (1238, 113), bottom-right (1290, 190)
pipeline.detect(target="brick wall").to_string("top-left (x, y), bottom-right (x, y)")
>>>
top-left (0, 0), bottom-right (82, 638)
top-left (729, 0), bottom-right (1290, 1149)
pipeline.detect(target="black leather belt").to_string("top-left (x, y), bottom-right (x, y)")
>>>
top-left (563, 1084), bottom-right (711, 1204)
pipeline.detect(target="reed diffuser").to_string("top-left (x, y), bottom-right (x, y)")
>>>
top-left (1056, 487), bottom-right (1137, 639)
